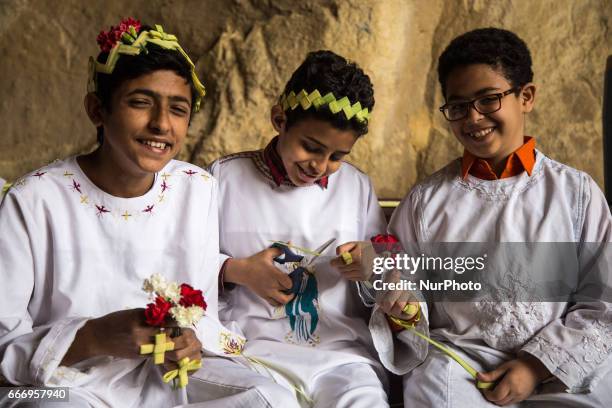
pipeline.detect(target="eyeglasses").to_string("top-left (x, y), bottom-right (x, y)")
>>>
top-left (439, 87), bottom-right (520, 121)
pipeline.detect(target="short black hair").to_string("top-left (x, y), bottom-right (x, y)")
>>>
top-left (94, 25), bottom-right (196, 143)
top-left (437, 28), bottom-right (533, 98)
top-left (281, 50), bottom-right (374, 136)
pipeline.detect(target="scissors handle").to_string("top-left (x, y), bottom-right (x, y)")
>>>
top-left (270, 243), bottom-right (306, 294)
top-left (282, 268), bottom-right (307, 295)
top-left (270, 242), bottom-right (304, 264)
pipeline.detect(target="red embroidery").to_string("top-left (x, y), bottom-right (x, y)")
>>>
top-left (183, 170), bottom-right (197, 177)
top-left (161, 180), bottom-right (170, 192)
top-left (143, 205), bottom-right (155, 213)
top-left (71, 179), bottom-right (82, 194)
top-left (33, 171), bottom-right (46, 179)
top-left (96, 205), bottom-right (110, 217)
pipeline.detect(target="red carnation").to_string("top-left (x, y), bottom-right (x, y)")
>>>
top-left (119, 17), bottom-right (141, 33)
top-left (96, 17), bottom-right (141, 53)
top-left (179, 284), bottom-right (207, 309)
top-left (144, 296), bottom-right (171, 326)
top-left (371, 234), bottom-right (400, 252)
top-left (371, 234), bottom-right (399, 243)
top-left (96, 31), bottom-right (115, 53)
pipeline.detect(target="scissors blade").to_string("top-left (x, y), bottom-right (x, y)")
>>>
top-left (268, 240), bottom-right (321, 257)
top-left (314, 238), bottom-right (336, 254)
top-left (306, 238), bottom-right (336, 266)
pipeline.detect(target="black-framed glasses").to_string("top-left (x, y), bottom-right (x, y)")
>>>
top-left (439, 87), bottom-right (521, 121)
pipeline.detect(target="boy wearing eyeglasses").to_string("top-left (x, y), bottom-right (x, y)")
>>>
top-left (367, 28), bottom-right (612, 407)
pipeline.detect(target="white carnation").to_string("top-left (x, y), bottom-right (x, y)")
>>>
top-left (170, 305), bottom-right (204, 327)
top-left (170, 305), bottom-right (190, 327)
top-left (143, 273), bottom-right (167, 295)
top-left (161, 282), bottom-right (181, 303)
top-left (186, 305), bottom-right (204, 323)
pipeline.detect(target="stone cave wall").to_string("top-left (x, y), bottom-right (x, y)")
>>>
top-left (1, 0), bottom-right (610, 198)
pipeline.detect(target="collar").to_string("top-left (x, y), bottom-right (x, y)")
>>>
top-left (262, 136), bottom-right (329, 189)
top-left (461, 136), bottom-right (536, 180)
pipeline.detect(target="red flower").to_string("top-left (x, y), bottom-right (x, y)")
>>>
top-left (179, 284), bottom-right (207, 310)
top-left (96, 31), bottom-right (114, 53)
top-left (119, 17), bottom-right (140, 33)
top-left (96, 17), bottom-right (141, 53)
top-left (144, 296), bottom-right (171, 326)
top-left (371, 234), bottom-right (399, 243)
top-left (371, 234), bottom-right (400, 252)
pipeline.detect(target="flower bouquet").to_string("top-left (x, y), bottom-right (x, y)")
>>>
top-left (139, 273), bottom-right (206, 388)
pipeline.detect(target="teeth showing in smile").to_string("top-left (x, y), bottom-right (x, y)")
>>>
top-left (141, 140), bottom-right (168, 149)
top-left (467, 128), bottom-right (494, 138)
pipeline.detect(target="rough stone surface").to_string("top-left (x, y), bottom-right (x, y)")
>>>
top-left (1, 0), bottom-right (610, 199)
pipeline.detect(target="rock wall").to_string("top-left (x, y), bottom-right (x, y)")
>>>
top-left (1, 0), bottom-right (610, 198)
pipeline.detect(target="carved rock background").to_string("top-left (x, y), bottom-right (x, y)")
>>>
top-left (1, 0), bottom-right (610, 198)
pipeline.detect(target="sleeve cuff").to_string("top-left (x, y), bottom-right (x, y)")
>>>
top-left (30, 317), bottom-right (90, 385)
top-left (521, 336), bottom-right (588, 393)
top-left (369, 304), bottom-right (429, 375)
top-left (218, 256), bottom-right (235, 295)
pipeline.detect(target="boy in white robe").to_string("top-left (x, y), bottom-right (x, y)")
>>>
top-left (363, 28), bottom-right (612, 407)
top-left (0, 18), bottom-right (295, 408)
top-left (209, 50), bottom-right (389, 407)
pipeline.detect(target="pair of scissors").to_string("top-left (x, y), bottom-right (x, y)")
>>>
top-left (270, 238), bottom-right (336, 294)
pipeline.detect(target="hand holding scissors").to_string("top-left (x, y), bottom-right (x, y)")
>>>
top-left (223, 248), bottom-right (295, 306)
top-left (270, 238), bottom-right (336, 295)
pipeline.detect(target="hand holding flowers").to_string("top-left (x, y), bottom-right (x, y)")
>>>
top-left (141, 273), bottom-right (207, 328)
top-left (140, 273), bottom-right (207, 388)
top-left (61, 308), bottom-right (159, 367)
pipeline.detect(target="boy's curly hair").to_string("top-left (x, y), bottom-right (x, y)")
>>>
top-left (438, 28), bottom-right (533, 97)
top-left (281, 50), bottom-right (375, 136)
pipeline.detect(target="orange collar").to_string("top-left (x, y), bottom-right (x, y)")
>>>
top-left (461, 137), bottom-right (536, 180)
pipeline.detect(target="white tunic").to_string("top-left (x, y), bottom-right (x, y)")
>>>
top-left (370, 151), bottom-right (612, 399)
top-left (209, 150), bottom-right (387, 390)
top-left (0, 157), bottom-right (241, 407)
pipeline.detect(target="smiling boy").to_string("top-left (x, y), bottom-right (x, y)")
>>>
top-left (367, 28), bottom-right (612, 407)
top-left (77, 70), bottom-right (193, 197)
top-left (441, 55), bottom-right (536, 184)
top-left (0, 19), bottom-right (295, 408)
top-left (209, 50), bottom-right (389, 407)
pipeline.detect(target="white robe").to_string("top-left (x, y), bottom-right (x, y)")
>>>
top-left (0, 157), bottom-right (257, 407)
top-left (369, 151), bottom-right (612, 406)
top-left (209, 150), bottom-right (389, 405)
